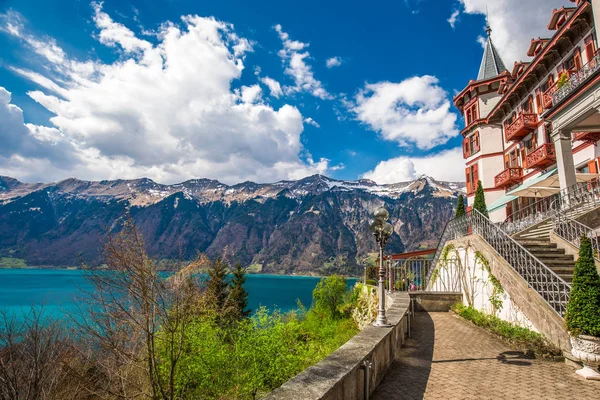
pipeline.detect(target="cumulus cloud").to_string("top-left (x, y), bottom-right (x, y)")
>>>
top-left (303, 117), bottom-right (320, 128)
top-left (326, 57), bottom-right (342, 68)
top-left (274, 24), bottom-right (332, 99)
top-left (260, 76), bottom-right (283, 98)
top-left (447, 10), bottom-right (460, 29)
top-left (0, 5), bottom-right (333, 184)
top-left (454, 0), bottom-right (569, 65)
top-left (351, 76), bottom-right (458, 150)
top-left (361, 148), bottom-right (464, 183)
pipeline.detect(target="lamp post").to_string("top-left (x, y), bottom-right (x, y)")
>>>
top-left (369, 207), bottom-right (394, 327)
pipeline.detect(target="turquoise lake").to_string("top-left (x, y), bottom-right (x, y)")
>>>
top-left (0, 269), bottom-right (356, 318)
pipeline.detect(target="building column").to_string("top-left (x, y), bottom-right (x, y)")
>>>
top-left (553, 129), bottom-right (577, 190)
top-left (593, 1), bottom-right (600, 42)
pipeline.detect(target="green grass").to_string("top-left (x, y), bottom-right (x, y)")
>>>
top-left (0, 257), bottom-right (27, 268)
top-left (452, 303), bottom-right (562, 359)
top-left (247, 263), bottom-right (263, 273)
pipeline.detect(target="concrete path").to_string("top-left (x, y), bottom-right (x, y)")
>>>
top-left (372, 312), bottom-right (599, 400)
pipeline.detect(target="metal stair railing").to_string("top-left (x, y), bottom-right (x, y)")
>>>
top-left (425, 208), bottom-right (571, 316)
top-left (553, 213), bottom-right (600, 261)
top-left (470, 209), bottom-right (571, 316)
top-left (501, 177), bottom-right (600, 236)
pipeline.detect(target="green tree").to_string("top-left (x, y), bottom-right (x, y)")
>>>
top-left (455, 194), bottom-right (466, 217)
top-left (312, 275), bottom-right (348, 318)
top-left (565, 236), bottom-right (600, 336)
top-left (473, 180), bottom-right (488, 218)
top-left (206, 257), bottom-right (229, 315)
top-left (228, 262), bottom-right (251, 321)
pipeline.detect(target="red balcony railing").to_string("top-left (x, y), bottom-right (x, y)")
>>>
top-left (542, 71), bottom-right (571, 110)
top-left (505, 114), bottom-right (538, 142)
top-left (495, 167), bottom-right (523, 188)
top-left (573, 131), bottom-right (600, 143)
top-left (525, 143), bottom-right (556, 170)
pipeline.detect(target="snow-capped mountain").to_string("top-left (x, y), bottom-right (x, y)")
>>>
top-left (0, 174), bottom-right (465, 275)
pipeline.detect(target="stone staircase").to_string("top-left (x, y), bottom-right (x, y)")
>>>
top-left (514, 238), bottom-right (575, 284)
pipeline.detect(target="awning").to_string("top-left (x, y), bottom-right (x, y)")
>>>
top-left (487, 168), bottom-right (558, 212)
top-left (505, 168), bottom-right (558, 196)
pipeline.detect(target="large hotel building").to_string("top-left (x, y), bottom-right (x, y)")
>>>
top-left (456, 0), bottom-right (600, 223)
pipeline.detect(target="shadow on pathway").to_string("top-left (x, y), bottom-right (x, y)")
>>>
top-left (371, 312), bottom-right (434, 400)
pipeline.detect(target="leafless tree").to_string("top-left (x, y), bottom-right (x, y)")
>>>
top-left (73, 217), bottom-right (207, 400)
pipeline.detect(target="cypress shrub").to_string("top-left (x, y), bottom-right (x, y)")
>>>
top-left (473, 181), bottom-right (488, 218)
top-left (455, 194), bottom-right (466, 217)
top-left (565, 236), bottom-right (600, 337)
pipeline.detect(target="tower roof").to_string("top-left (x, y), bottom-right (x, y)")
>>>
top-left (477, 25), bottom-right (507, 81)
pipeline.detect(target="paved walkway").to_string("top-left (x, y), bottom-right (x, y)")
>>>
top-left (372, 312), bottom-right (599, 400)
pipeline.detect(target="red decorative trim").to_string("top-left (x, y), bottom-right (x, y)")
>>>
top-left (573, 141), bottom-right (595, 154)
top-left (486, 2), bottom-right (590, 121)
top-left (461, 119), bottom-right (487, 136)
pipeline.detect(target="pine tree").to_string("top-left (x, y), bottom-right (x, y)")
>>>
top-left (565, 236), bottom-right (600, 336)
top-left (206, 257), bottom-right (229, 314)
top-left (473, 181), bottom-right (488, 218)
top-left (228, 262), bottom-right (251, 321)
top-left (455, 194), bottom-right (466, 217)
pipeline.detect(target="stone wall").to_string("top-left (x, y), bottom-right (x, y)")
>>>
top-left (262, 292), bottom-right (410, 400)
top-left (439, 235), bottom-right (571, 350)
top-left (409, 292), bottom-right (462, 312)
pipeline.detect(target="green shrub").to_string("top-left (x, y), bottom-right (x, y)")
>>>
top-left (455, 194), bottom-right (466, 217)
top-left (312, 275), bottom-right (348, 319)
top-left (365, 279), bottom-right (377, 286)
top-left (473, 181), bottom-right (488, 218)
top-left (565, 236), bottom-right (600, 337)
top-left (452, 303), bottom-right (561, 358)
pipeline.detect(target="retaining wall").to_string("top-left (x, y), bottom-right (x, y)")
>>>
top-left (263, 292), bottom-right (410, 400)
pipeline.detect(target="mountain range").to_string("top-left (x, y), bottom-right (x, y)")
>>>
top-left (0, 174), bottom-right (465, 275)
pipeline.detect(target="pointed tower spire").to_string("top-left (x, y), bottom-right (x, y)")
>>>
top-left (477, 20), bottom-right (507, 80)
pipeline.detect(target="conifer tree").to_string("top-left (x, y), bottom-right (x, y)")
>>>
top-left (455, 194), bottom-right (466, 218)
top-left (228, 262), bottom-right (251, 321)
top-left (565, 236), bottom-right (600, 336)
top-left (206, 257), bottom-right (229, 314)
top-left (473, 181), bottom-right (488, 218)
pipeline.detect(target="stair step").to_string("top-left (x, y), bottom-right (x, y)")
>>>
top-left (547, 266), bottom-right (575, 273)
top-left (532, 255), bottom-right (573, 262)
top-left (544, 259), bottom-right (576, 266)
top-left (528, 248), bottom-right (566, 255)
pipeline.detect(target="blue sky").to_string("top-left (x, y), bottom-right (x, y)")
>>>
top-left (0, 0), bottom-right (571, 184)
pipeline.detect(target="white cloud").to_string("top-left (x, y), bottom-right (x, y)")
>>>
top-left (0, 6), bottom-right (332, 184)
top-left (303, 117), bottom-right (320, 128)
top-left (274, 24), bottom-right (332, 99)
top-left (351, 76), bottom-right (458, 150)
top-left (326, 57), bottom-right (342, 68)
top-left (447, 10), bottom-right (460, 29)
top-left (361, 148), bottom-right (464, 183)
top-left (456, 0), bottom-right (570, 65)
top-left (260, 76), bottom-right (283, 98)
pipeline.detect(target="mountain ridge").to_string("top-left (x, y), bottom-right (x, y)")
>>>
top-left (0, 174), bottom-right (465, 275)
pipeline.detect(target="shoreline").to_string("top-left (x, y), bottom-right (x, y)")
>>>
top-left (0, 266), bottom-right (359, 280)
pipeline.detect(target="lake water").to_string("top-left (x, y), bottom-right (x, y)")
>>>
top-left (0, 269), bottom-right (356, 318)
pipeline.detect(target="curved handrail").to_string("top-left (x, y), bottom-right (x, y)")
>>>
top-left (553, 213), bottom-right (600, 261)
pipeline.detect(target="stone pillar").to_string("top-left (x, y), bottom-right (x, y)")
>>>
top-left (552, 129), bottom-right (577, 190)
top-left (592, 1), bottom-right (600, 44)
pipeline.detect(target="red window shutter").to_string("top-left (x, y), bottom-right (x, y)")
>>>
top-left (504, 154), bottom-right (510, 168)
top-left (589, 160), bottom-right (598, 174)
top-left (466, 168), bottom-right (472, 194)
top-left (585, 35), bottom-right (595, 62)
top-left (472, 164), bottom-right (479, 187)
top-left (535, 90), bottom-right (542, 114)
top-left (463, 138), bottom-right (470, 158)
top-left (474, 131), bottom-right (480, 152)
top-left (574, 48), bottom-right (583, 71)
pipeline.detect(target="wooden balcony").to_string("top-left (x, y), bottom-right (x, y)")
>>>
top-left (505, 114), bottom-right (538, 142)
top-left (525, 143), bottom-right (556, 170)
top-left (495, 167), bottom-right (523, 188)
top-left (542, 72), bottom-right (571, 109)
top-left (573, 131), bottom-right (600, 143)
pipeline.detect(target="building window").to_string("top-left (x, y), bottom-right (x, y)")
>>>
top-left (464, 101), bottom-right (478, 127)
top-left (465, 164), bottom-right (479, 194)
top-left (522, 96), bottom-right (534, 114)
top-left (564, 48), bottom-right (582, 73)
top-left (585, 35), bottom-right (596, 63)
top-left (505, 149), bottom-right (521, 169)
top-left (462, 131), bottom-right (480, 158)
top-left (535, 89), bottom-right (543, 114)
